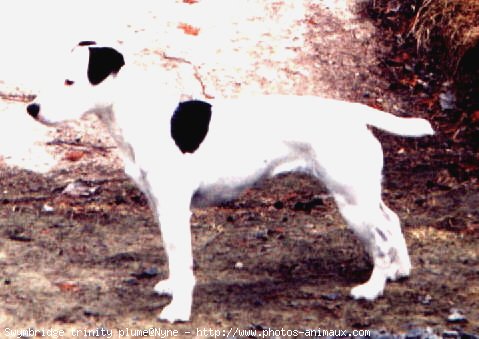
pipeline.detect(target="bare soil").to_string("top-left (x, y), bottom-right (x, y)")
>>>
top-left (0, 1), bottom-right (477, 337)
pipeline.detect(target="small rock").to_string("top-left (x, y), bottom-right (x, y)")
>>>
top-left (143, 267), bottom-right (158, 276)
top-left (123, 277), bottom-right (139, 286)
top-left (254, 230), bottom-right (268, 241)
top-left (42, 203), bottom-right (55, 212)
top-left (292, 197), bottom-right (324, 212)
top-left (287, 300), bottom-right (299, 307)
top-left (114, 194), bottom-right (127, 204)
top-left (321, 292), bottom-right (340, 301)
top-left (131, 267), bottom-right (158, 279)
top-left (439, 90), bottom-right (456, 110)
top-left (8, 228), bottom-right (33, 242)
top-left (442, 330), bottom-right (459, 338)
top-left (54, 310), bottom-right (78, 323)
top-left (51, 223), bottom-right (69, 229)
top-left (419, 294), bottom-right (432, 305)
top-left (293, 201), bottom-right (309, 212)
top-left (83, 308), bottom-right (101, 317)
top-left (405, 327), bottom-right (438, 339)
top-left (234, 262), bottom-right (244, 269)
top-left (447, 308), bottom-right (467, 323)
top-left (62, 181), bottom-right (98, 197)
top-left (253, 299), bottom-right (264, 307)
top-left (273, 201), bottom-right (284, 209)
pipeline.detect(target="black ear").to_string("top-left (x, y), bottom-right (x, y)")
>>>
top-left (87, 47), bottom-right (125, 85)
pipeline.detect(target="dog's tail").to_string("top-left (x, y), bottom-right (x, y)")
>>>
top-left (360, 104), bottom-right (434, 137)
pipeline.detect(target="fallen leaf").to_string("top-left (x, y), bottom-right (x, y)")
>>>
top-left (55, 281), bottom-right (80, 292)
top-left (471, 110), bottom-right (479, 123)
top-left (389, 52), bottom-right (411, 64)
top-left (365, 101), bottom-right (384, 111)
top-left (418, 96), bottom-right (437, 110)
top-left (183, 0), bottom-right (199, 3)
top-left (178, 23), bottom-right (200, 36)
top-left (64, 150), bottom-right (85, 162)
top-left (399, 74), bottom-right (419, 87)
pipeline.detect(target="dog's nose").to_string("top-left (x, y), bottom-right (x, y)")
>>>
top-left (27, 103), bottom-right (40, 118)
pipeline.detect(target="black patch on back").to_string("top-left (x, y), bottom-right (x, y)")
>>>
top-left (170, 100), bottom-right (212, 153)
top-left (87, 47), bottom-right (125, 85)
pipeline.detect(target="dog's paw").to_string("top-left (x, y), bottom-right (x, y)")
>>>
top-left (158, 301), bottom-right (191, 323)
top-left (154, 275), bottom-right (195, 322)
top-left (386, 257), bottom-right (412, 282)
top-left (350, 282), bottom-right (384, 301)
top-left (387, 264), bottom-right (411, 282)
top-left (154, 279), bottom-right (174, 296)
top-left (396, 257), bottom-right (412, 279)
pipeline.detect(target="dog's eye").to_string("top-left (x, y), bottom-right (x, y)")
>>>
top-left (64, 79), bottom-right (75, 86)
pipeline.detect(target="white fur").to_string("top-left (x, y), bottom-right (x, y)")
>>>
top-left (27, 43), bottom-right (434, 322)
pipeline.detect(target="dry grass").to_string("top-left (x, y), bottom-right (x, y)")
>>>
top-left (411, 0), bottom-right (479, 73)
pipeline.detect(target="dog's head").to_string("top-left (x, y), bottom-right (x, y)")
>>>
top-left (26, 41), bottom-right (125, 125)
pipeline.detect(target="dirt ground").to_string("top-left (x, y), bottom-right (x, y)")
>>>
top-left (0, 1), bottom-right (478, 338)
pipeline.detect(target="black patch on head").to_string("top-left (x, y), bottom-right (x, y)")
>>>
top-left (78, 40), bottom-right (97, 46)
top-left (171, 100), bottom-right (212, 153)
top-left (87, 47), bottom-right (125, 85)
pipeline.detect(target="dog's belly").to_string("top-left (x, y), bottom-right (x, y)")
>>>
top-left (192, 182), bottom-right (248, 207)
top-left (192, 154), bottom-right (311, 207)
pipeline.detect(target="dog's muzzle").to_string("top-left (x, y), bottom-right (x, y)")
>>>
top-left (26, 103), bottom-right (40, 119)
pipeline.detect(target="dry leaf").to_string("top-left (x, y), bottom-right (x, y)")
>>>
top-left (55, 281), bottom-right (80, 292)
top-left (64, 151), bottom-right (85, 162)
top-left (471, 110), bottom-right (479, 123)
top-left (389, 52), bottom-right (411, 64)
top-left (178, 23), bottom-right (200, 36)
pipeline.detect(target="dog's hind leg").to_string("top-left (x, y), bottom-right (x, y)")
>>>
top-left (378, 200), bottom-right (411, 279)
top-left (310, 129), bottom-right (411, 299)
top-left (332, 186), bottom-right (411, 300)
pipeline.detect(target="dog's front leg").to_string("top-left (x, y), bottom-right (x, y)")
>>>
top-left (153, 194), bottom-right (195, 323)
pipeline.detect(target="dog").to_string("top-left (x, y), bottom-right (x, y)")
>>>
top-left (26, 41), bottom-right (434, 322)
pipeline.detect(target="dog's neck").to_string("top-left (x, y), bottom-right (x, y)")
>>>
top-left (91, 105), bottom-right (135, 161)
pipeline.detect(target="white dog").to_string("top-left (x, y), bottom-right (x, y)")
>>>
top-left (26, 41), bottom-right (434, 322)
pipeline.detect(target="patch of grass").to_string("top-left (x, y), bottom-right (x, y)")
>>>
top-left (411, 0), bottom-right (479, 73)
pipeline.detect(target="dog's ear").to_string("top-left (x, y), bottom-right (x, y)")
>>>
top-left (87, 46), bottom-right (125, 85)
